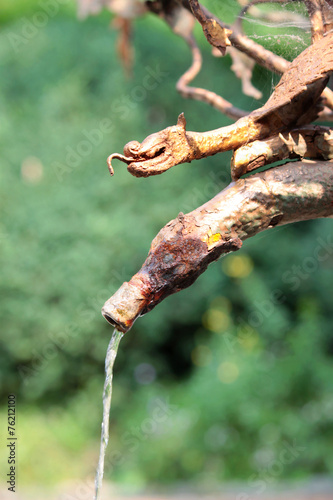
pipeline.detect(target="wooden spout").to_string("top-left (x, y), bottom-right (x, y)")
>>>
top-left (102, 161), bottom-right (333, 333)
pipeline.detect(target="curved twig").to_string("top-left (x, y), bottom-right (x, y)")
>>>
top-left (181, 0), bottom-right (289, 73)
top-left (107, 153), bottom-right (136, 176)
top-left (147, 0), bottom-right (333, 108)
top-left (108, 31), bottom-right (333, 177)
top-left (176, 36), bottom-right (247, 119)
top-left (188, 0), bottom-right (233, 55)
top-left (145, 1), bottom-right (247, 118)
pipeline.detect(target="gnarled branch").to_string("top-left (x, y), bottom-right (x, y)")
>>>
top-left (101, 1), bottom-right (333, 333)
top-left (305, 0), bottom-right (325, 41)
top-left (176, 36), bottom-right (247, 119)
top-left (108, 31), bottom-right (333, 177)
top-left (102, 160), bottom-right (333, 332)
top-left (231, 125), bottom-right (333, 179)
top-left (188, 0), bottom-right (233, 55)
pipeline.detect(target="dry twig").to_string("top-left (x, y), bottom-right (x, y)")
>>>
top-left (108, 31), bottom-right (333, 177)
top-left (176, 37), bottom-right (248, 119)
top-left (227, 45), bottom-right (262, 100)
top-left (146, 1), bottom-right (247, 119)
top-left (149, 0), bottom-right (333, 109)
top-left (305, 0), bottom-right (325, 41)
top-left (188, 0), bottom-right (233, 55)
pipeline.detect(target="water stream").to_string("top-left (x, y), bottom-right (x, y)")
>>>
top-left (94, 328), bottom-right (124, 500)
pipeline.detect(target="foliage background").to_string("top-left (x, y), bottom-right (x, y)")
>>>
top-left (0, 0), bottom-right (332, 492)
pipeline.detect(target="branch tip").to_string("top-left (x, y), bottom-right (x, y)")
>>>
top-left (106, 152), bottom-right (136, 176)
top-left (177, 112), bottom-right (187, 129)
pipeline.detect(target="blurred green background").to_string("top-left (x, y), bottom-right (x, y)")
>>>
top-left (0, 0), bottom-right (333, 493)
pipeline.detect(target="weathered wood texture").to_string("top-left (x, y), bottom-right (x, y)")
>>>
top-left (108, 32), bottom-right (333, 177)
top-left (102, 161), bottom-right (333, 332)
top-left (102, 0), bottom-right (333, 331)
top-left (231, 126), bottom-right (333, 179)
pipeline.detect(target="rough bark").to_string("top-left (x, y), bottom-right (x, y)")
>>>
top-left (108, 31), bottom-right (333, 177)
top-left (231, 126), bottom-right (333, 179)
top-left (102, 161), bottom-right (333, 332)
top-left (176, 37), bottom-right (248, 119)
top-left (100, 0), bottom-right (333, 330)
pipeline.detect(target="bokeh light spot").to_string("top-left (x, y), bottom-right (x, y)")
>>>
top-left (202, 308), bottom-right (230, 332)
top-left (237, 327), bottom-right (259, 351)
top-left (134, 363), bottom-right (156, 385)
top-left (21, 156), bottom-right (44, 184)
top-left (210, 295), bottom-right (232, 313)
top-left (191, 345), bottom-right (212, 367)
top-left (222, 254), bottom-right (254, 278)
top-left (217, 361), bottom-right (239, 384)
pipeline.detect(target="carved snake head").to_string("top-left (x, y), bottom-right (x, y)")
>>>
top-left (107, 113), bottom-right (193, 177)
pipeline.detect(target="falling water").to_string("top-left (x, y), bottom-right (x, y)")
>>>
top-left (94, 328), bottom-right (124, 500)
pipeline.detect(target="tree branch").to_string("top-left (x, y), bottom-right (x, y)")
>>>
top-left (108, 31), bottom-right (333, 177)
top-left (320, 0), bottom-right (333, 33)
top-left (227, 45), bottom-right (263, 100)
top-left (181, 0), bottom-right (333, 110)
top-left (145, 1), bottom-right (247, 118)
top-left (231, 125), bottom-right (333, 179)
top-left (305, 0), bottom-right (325, 42)
top-left (148, 0), bottom-right (333, 110)
top-left (176, 36), bottom-right (247, 119)
top-left (181, 0), bottom-right (289, 73)
top-left (102, 160), bottom-right (333, 332)
top-left (188, 0), bottom-right (233, 55)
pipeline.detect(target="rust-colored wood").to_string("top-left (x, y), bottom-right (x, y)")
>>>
top-left (102, 161), bottom-right (333, 332)
top-left (102, 1), bottom-right (333, 330)
top-left (108, 32), bottom-right (333, 177)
